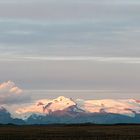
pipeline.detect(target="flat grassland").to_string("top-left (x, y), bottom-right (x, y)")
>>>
top-left (0, 124), bottom-right (140, 140)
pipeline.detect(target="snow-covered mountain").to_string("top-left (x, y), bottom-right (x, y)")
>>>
top-left (16, 96), bottom-right (84, 118)
top-left (0, 106), bottom-right (24, 124)
top-left (1, 96), bottom-right (140, 124)
top-left (77, 98), bottom-right (140, 117)
top-left (16, 96), bottom-right (140, 118)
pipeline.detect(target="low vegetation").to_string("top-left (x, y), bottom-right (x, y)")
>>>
top-left (0, 124), bottom-right (140, 140)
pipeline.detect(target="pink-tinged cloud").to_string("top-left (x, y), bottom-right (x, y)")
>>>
top-left (0, 81), bottom-right (22, 94)
top-left (0, 81), bottom-right (29, 105)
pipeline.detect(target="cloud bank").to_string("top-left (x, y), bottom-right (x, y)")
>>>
top-left (0, 81), bottom-right (30, 105)
top-left (0, 80), bottom-right (22, 94)
top-left (1, 56), bottom-right (140, 64)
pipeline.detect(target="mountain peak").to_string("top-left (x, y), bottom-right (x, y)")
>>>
top-left (43, 96), bottom-right (76, 114)
top-left (54, 96), bottom-right (72, 102)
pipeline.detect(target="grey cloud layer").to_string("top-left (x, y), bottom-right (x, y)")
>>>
top-left (0, 0), bottom-right (140, 57)
top-left (0, 0), bottom-right (140, 99)
top-left (0, 60), bottom-right (140, 94)
top-left (0, 19), bottom-right (140, 57)
top-left (0, 0), bottom-right (140, 20)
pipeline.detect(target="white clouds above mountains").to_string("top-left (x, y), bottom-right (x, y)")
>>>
top-left (0, 81), bottom-right (30, 105)
top-left (0, 81), bottom-right (22, 94)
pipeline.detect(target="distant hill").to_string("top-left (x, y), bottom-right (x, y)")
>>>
top-left (0, 107), bottom-right (24, 125)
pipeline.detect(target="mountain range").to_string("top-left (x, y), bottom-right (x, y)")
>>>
top-left (1, 96), bottom-right (140, 124)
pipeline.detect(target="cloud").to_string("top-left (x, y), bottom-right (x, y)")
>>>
top-left (0, 81), bottom-right (30, 105)
top-left (3, 56), bottom-right (140, 64)
top-left (0, 80), bottom-right (22, 94)
top-left (0, 18), bottom-right (140, 59)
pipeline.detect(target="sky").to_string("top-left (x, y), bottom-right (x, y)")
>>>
top-left (0, 0), bottom-right (140, 102)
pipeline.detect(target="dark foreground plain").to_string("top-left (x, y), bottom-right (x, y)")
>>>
top-left (0, 124), bottom-right (140, 140)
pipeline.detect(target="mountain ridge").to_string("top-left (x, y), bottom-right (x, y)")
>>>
top-left (1, 96), bottom-right (140, 124)
top-left (16, 96), bottom-right (140, 118)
